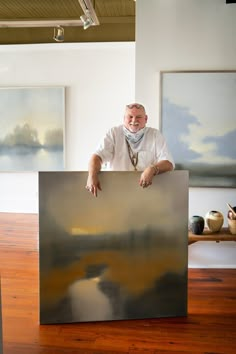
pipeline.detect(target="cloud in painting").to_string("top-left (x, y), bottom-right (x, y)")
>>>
top-left (44, 129), bottom-right (63, 148)
top-left (162, 98), bottom-right (201, 162)
top-left (203, 129), bottom-right (236, 159)
top-left (0, 123), bottom-right (41, 147)
top-left (0, 87), bottom-right (64, 141)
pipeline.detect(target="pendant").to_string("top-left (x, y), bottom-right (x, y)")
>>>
top-left (132, 156), bottom-right (138, 171)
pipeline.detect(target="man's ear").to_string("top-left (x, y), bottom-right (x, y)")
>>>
top-left (145, 115), bottom-right (148, 122)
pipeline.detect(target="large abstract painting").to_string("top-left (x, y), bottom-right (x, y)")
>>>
top-left (0, 87), bottom-right (65, 171)
top-left (161, 71), bottom-right (236, 187)
top-left (39, 171), bottom-right (188, 324)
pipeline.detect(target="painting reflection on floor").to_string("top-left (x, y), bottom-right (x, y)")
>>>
top-left (39, 171), bottom-right (188, 323)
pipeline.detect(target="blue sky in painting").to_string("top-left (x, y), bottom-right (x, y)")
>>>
top-left (161, 72), bottom-right (236, 165)
top-left (162, 98), bottom-right (201, 162)
top-left (204, 129), bottom-right (236, 159)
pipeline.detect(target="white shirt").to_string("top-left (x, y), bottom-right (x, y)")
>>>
top-left (95, 125), bottom-right (175, 171)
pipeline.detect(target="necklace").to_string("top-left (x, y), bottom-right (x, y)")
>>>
top-left (126, 139), bottom-right (138, 171)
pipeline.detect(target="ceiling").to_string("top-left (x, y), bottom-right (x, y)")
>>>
top-left (0, 0), bottom-right (135, 45)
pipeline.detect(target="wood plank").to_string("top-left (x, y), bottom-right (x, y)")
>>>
top-left (189, 227), bottom-right (236, 244)
top-left (0, 213), bottom-right (236, 353)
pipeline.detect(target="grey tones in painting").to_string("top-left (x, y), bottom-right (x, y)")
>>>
top-left (39, 171), bottom-right (188, 324)
top-left (0, 87), bottom-right (65, 171)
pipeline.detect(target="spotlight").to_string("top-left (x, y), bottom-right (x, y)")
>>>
top-left (80, 14), bottom-right (94, 30)
top-left (53, 26), bottom-right (64, 42)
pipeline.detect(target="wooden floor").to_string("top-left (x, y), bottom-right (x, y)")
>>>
top-left (0, 213), bottom-right (236, 354)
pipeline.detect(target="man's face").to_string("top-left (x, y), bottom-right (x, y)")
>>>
top-left (123, 105), bottom-right (147, 133)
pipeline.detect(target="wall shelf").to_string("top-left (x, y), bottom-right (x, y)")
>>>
top-left (188, 227), bottom-right (236, 245)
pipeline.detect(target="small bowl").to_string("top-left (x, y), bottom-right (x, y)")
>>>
top-left (227, 205), bottom-right (236, 220)
top-left (228, 218), bottom-right (236, 235)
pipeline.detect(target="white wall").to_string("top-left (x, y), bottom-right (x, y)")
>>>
top-left (135, 0), bottom-right (236, 267)
top-left (1, 1), bottom-right (236, 267)
top-left (0, 42), bottom-right (135, 213)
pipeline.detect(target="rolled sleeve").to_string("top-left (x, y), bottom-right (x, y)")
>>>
top-left (155, 132), bottom-right (175, 169)
top-left (94, 128), bottom-right (115, 164)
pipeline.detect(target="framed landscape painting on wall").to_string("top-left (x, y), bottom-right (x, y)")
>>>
top-left (0, 86), bottom-right (65, 171)
top-left (160, 71), bottom-right (236, 187)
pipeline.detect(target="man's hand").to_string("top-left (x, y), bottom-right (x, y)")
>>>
top-left (139, 165), bottom-right (157, 188)
top-left (86, 173), bottom-right (102, 197)
top-left (139, 160), bottom-right (173, 188)
top-left (86, 154), bottom-right (103, 197)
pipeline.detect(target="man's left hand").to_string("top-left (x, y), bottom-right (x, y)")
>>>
top-left (139, 166), bottom-right (156, 188)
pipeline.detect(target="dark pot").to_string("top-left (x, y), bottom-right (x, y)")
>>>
top-left (189, 215), bottom-right (205, 235)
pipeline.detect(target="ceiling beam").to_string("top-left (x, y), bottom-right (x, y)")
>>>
top-left (0, 0), bottom-right (99, 28)
top-left (0, 19), bottom-right (83, 28)
top-left (99, 16), bottom-right (135, 24)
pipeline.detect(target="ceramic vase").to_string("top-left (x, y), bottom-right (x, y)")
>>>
top-left (189, 215), bottom-right (205, 235)
top-left (205, 210), bottom-right (224, 233)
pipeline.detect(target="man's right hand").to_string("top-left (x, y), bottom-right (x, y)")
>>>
top-left (86, 173), bottom-right (102, 197)
top-left (86, 154), bottom-right (103, 197)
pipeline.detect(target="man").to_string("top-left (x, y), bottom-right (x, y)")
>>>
top-left (86, 103), bottom-right (174, 197)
